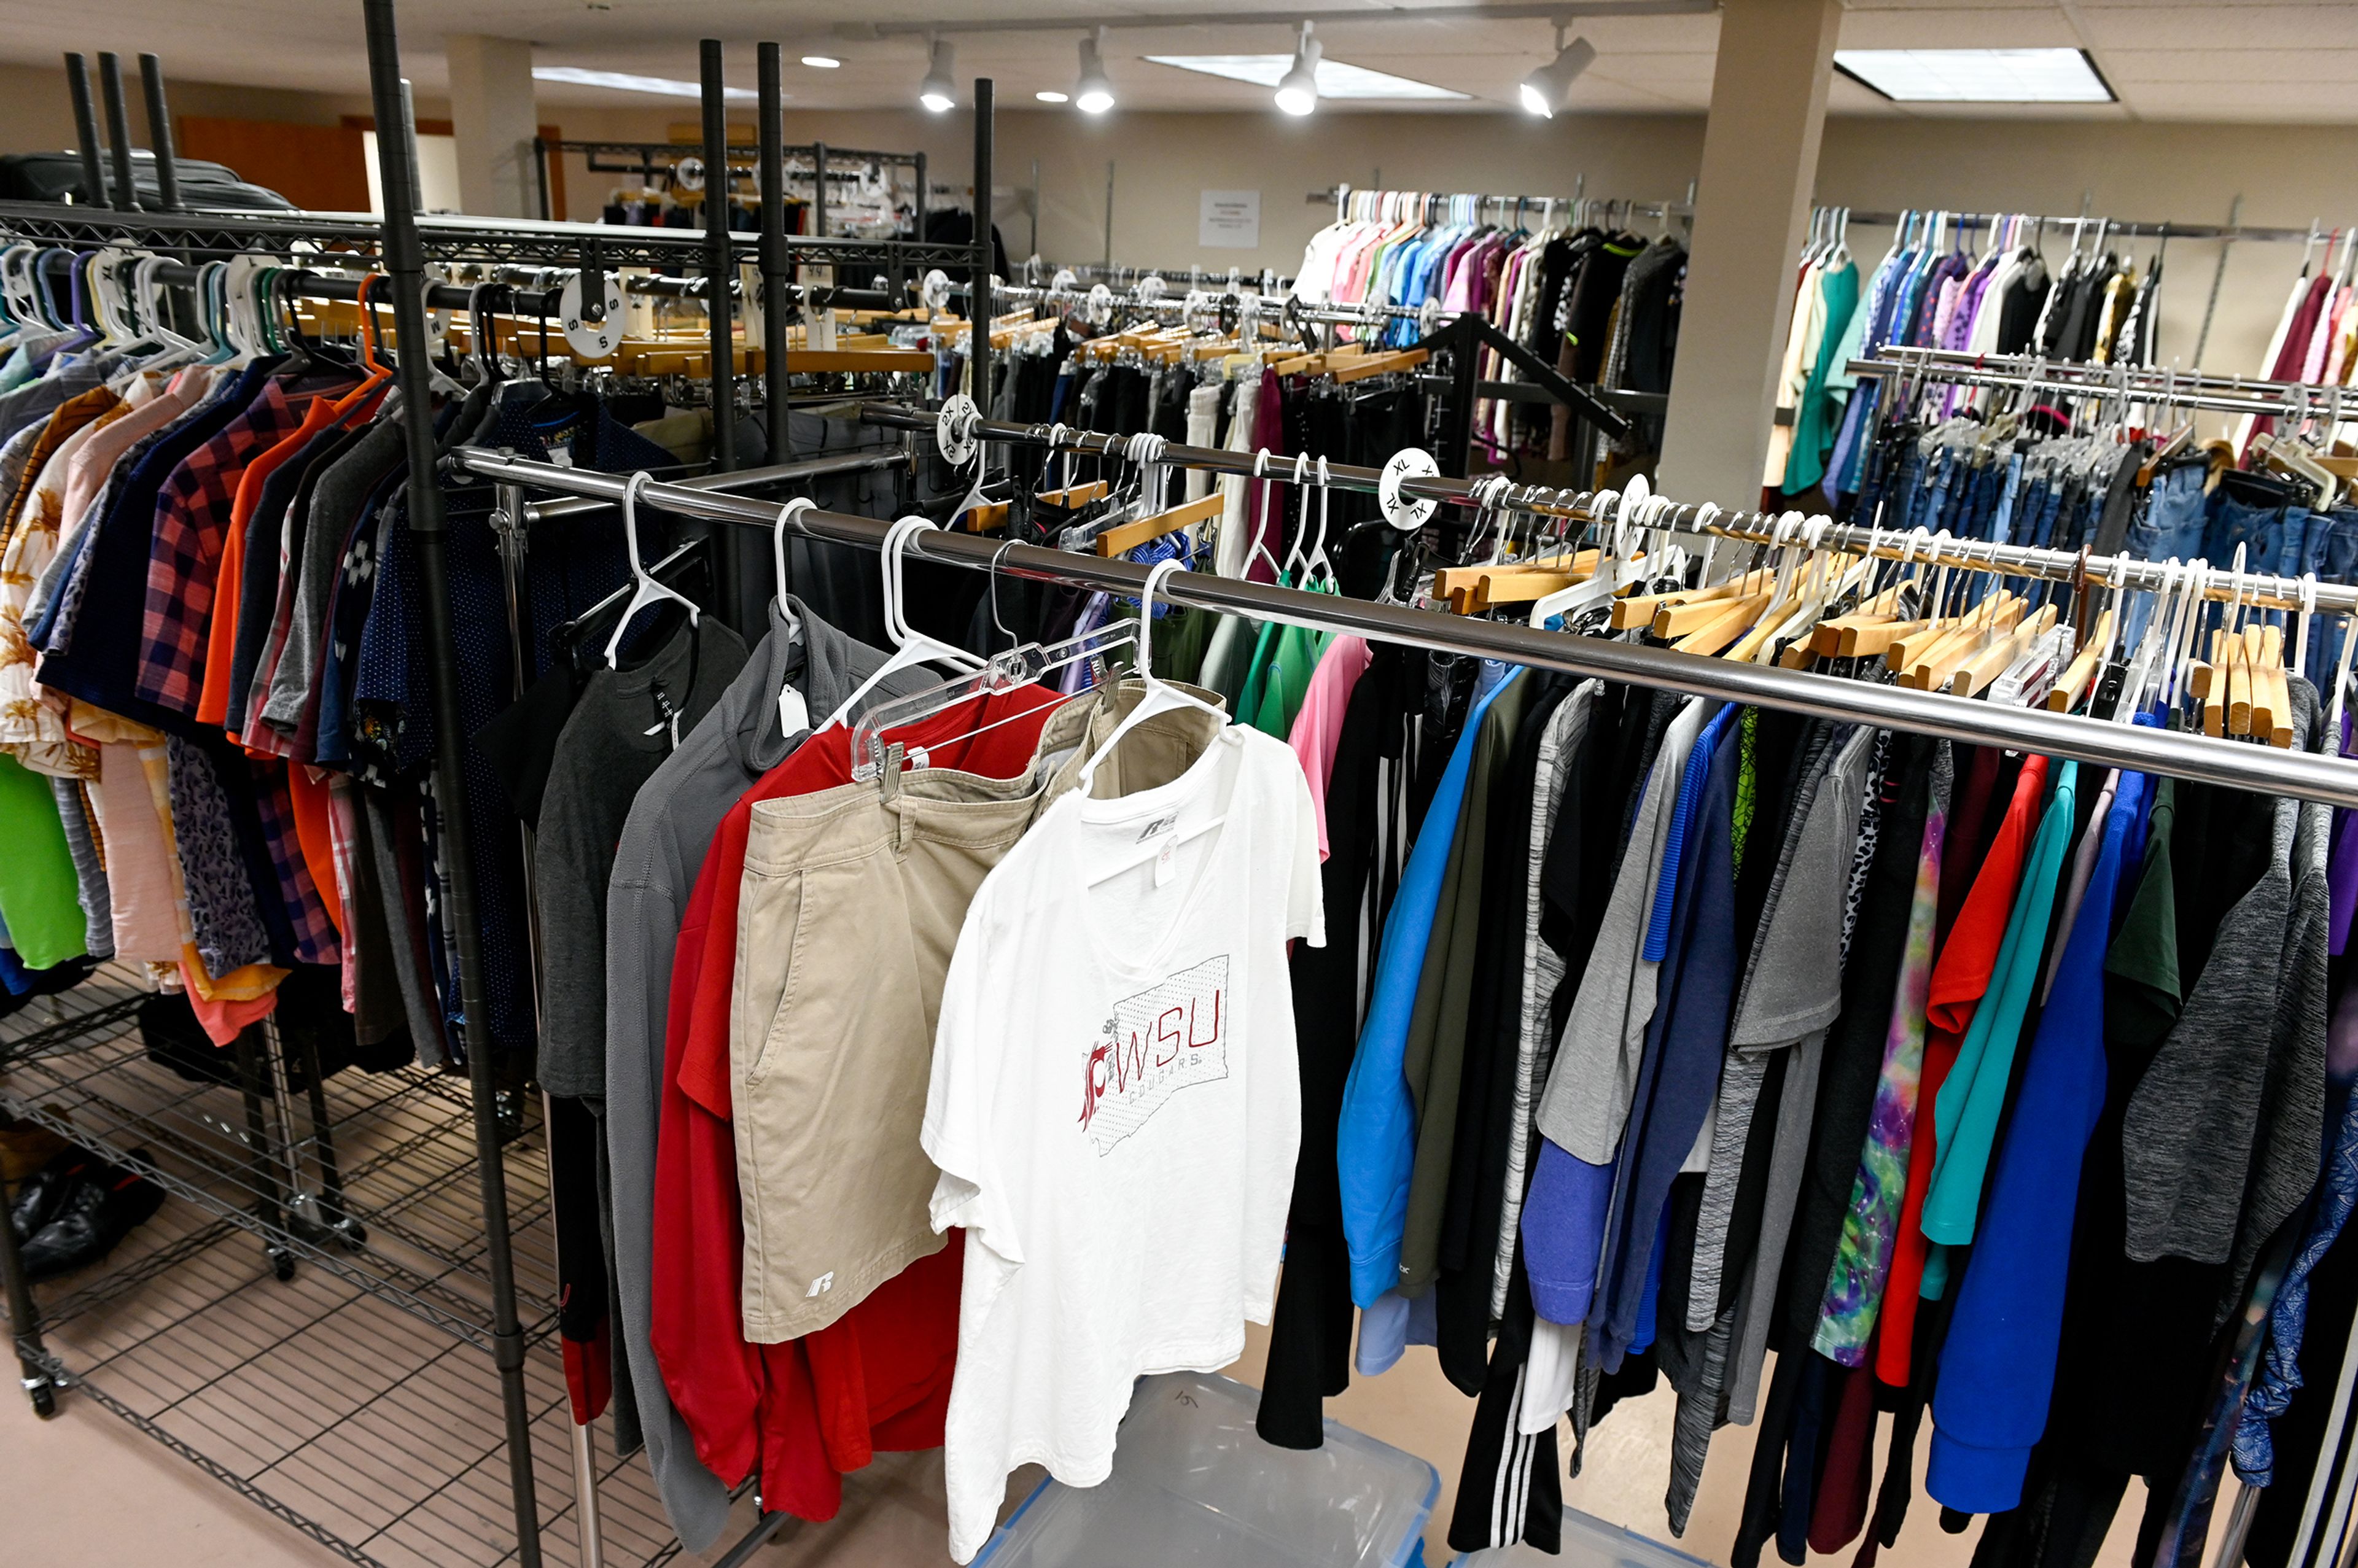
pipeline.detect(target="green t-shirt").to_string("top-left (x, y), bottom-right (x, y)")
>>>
top-left (0, 753), bottom-right (90, 970)
top-left (2104, 777), bottom-right (2181, 1046)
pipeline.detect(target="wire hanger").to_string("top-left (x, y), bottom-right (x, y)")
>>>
top-left (602, 471), bottom-right (699, 668)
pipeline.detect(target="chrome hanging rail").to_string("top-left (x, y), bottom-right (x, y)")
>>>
top-left (1852, 345), bottom-right (2356, 421)
top-left (854, 402), bottom-right (2358, 618)
top-left (451, 446), bottom-right (2358, 810)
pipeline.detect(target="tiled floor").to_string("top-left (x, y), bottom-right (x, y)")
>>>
top-left (14, 1294), bottom-right (2236, 1568)
top-left (2, 971), bottom-right (2233, 1568)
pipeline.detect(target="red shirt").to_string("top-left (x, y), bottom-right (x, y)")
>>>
top-left (1875, 753), bottom-right (2049, 1386)
top-left (650, 687), bottom-right (1065, 1517)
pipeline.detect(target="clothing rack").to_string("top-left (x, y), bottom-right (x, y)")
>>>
top-left (1307, 182), bottom-right (1695, 230)
top-left (0, 10), bottom-right (989, 1568)
top-left (1851, 344), bottom-right (2358, 421)
top-left (1829, 207), bottom-right (2332, 246)
top-left (458, 435), bottom-right (2358, 812)
top-left (535, 137), bottom-right (928, 243)
top-left (857, 402), bottom-right (2358, 618)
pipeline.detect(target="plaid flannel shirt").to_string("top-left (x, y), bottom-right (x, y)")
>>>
top-left (137, 378), bottom-right (306, 717)
top-left (254, 759), bottom-right (340, 968)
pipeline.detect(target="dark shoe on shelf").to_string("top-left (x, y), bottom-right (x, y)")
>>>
top-left (19, 1150), bottom-right (166, 1281)
top-left (9, 1146), bottom-right (101, 1243)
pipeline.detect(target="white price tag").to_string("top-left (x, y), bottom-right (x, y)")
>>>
top-left (778, 687), bottom-right (809, 737)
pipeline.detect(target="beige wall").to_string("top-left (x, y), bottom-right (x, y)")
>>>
top-left (0, 60), bottom-right (416, 152)
top-left (542, 103), bottom-right (1708, 283)
top-left (0, 54), bottom-right (2349, 381)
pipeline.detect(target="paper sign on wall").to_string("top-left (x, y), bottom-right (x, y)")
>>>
top-left (1199, 189), bottom-right (1261, 249)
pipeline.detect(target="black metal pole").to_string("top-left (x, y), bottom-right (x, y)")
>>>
top-left (971, 78), bottom-right (993, 413)
top-left (757, 43), bottom-right (790, 467)
top-left (701, 39), bottom-right (739, 475)
top-left (63, 55), bottom-right (105, 209)
top-left (0, 1096), bottom-right (55, 1415)
top-left (359, 5), bottom-right (542, 1565)
top-left (812, 139), bottom-right (828, 238)
top-left (531, 136), bottom-right (551, 221)
top-left (1436, 312), bottom-right (1479, 479)
top-left (96, 53), bottom-right (138, 211)
top-left (136, 54), bottom-right (179, 212)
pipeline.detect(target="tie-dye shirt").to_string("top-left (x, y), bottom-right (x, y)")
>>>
top-left (1812, 746), bottom-right (1951, 1364)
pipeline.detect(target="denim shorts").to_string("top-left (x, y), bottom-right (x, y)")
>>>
top-left (2125, 460), bottom-right (2208, 565)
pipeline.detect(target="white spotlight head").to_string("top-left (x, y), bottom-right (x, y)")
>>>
top-left (919, 36), bottom-right (957, 113)
top-left (1519, 31), bottom-right (1594, 118)
top-left (1275, 21), bottom-right (1322, 116)
top-left (1075, 28), bottom-right (1116, 113)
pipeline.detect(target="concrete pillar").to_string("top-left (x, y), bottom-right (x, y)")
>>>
top-left (445, 34), bottom-right (537, 218)
top-left (1656, 0), bottom-right (1843, 508)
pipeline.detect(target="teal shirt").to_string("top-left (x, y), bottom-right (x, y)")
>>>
top-left (1922, 759), bottom-right (2080, 1252)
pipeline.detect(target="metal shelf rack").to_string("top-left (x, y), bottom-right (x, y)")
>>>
top-left (0, 964), bottom-right (684, 1568)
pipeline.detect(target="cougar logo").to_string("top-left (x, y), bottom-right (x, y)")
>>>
top-left (1076, 956), bottom-right (1231, 1154)
top-left (805, 1271), bottom-right (834, 1298)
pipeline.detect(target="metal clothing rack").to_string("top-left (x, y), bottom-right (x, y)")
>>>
top-left (0, 10), bottom-right (987, 1568)
top-left (535, 138), bottom-right (928, 244)
top-left (858, 402), bottom-right (2358, 624)
top-left (1851, 346), bottom-right (2358, 422)
top-left (454, 442), bottom-right (2358, 810)
top-left (1828, 207), bottom-right (2334, 246)
top-left (1307, 181), bottom-right (1695, 230)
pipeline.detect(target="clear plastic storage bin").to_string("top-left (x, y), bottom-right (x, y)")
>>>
top-left (1451, 1505), bottom-right (1719, 1567)
top-left (976, 1371), bottom-right (1441, 1568)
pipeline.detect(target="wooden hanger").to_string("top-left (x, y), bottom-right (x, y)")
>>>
top-left (2045, 607), bottom-right (2112, 712)
top-left (959, 479), bottom-right (1111, 534)
top-left (1949, 603), bottom-right (2058, 696)
top-left (1095, 490), bottom-right (1224, 556)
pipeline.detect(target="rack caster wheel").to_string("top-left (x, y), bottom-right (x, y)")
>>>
top-left (29, 1381), bottom-right (56, 1419)
top-left (269, 1249), bottom-right (297, 1283)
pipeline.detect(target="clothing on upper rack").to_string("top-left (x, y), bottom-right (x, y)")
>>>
top-left (1293, 193), bottom-right (1687, 476)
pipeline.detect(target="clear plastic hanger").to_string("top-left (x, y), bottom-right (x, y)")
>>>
top-left (603, 471), bottom-right (700, 669)
top-left (819, 514), bottom-right (989, 731)
top-left (849, 537), bottom-right (1150, 780)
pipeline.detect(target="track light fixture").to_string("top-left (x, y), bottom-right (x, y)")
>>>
top-left (1074, 27), bottom-right (1116, 113)
top-left (1275, 21), bottom-right (1321, 116)
top-left (919, 34), bottom-right (956, 112)
top-left (1519, 23), bottom-right (1594, 118)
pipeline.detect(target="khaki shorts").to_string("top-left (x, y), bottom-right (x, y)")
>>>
top-left (731, 681), bottom-right (1224, 1340)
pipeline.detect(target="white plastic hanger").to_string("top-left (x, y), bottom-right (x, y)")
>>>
top-left (1075, 557), bottom-right (1229, 810)
top-left (602, 472), bottom-right (700, 668)
top-left (771, 498), bottom-right (812, 736)
top-left (2297, 573), bottom-right (2319, 690)
top-left (1245, 448), bottom-right (1285, 581)
top-left (819, 514), bottom-right (988, 731)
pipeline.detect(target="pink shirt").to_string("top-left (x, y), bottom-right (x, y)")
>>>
top-left (1286, 634), bottom-right (1373, 861)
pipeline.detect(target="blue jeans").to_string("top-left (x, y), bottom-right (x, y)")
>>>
top-left (2125, 460), bottom-right (2209, 564)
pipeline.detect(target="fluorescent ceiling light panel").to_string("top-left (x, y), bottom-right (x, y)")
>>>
top-left (533, 66), bottom-right (757, 101)
top-left (1833, 49), bottom-right (2112, 104)
top-left (1145, 55), bottom-right (1466, 101)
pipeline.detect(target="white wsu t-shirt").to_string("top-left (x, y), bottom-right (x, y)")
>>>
top-left (921, 720), bottom-right (1325, 1562)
